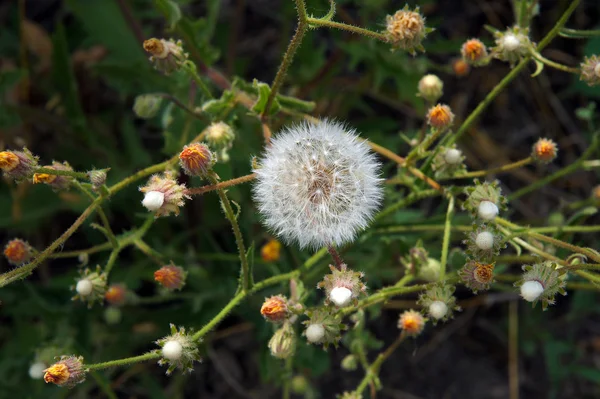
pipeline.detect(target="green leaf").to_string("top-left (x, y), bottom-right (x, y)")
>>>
top-left (251, 79), bottom-right (281, 115)
top-left (154, 0), bottom-right (181, 30)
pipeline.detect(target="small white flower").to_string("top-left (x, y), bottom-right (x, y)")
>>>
top-left (305, 324), bottom-right (325, 343)
top-left (520, 280), bottom-right (544, 302)
top-left (444, 149), bottom-right (462, 165)
top-left (29, 362), bottom-right (46, 379)
top-left (142, 190), bottom-right (165, 211)
top-left (429, 301), bottom-right (448, 320)
top-left (478, 200), bottom-right (499, 220)
top-left (330, 286), bottom-right (353, 307)
top-left (253, 120), bottom-right (382, 249)
top-left (76, 279), bottom-right (93, 296)
top-left (162, 340), bottom-right (184, 360)
top-left (502, 34), bottom-right (521, 51)
top-left (475, 231), bottom-right (494, 250)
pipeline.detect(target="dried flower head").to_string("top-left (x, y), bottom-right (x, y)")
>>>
top-left (154, 264), bottom-right (187, 290)
top-left (398, 309), bottom-right (426, 337)
top-left (155, 324), bottom-right (202, 375)
top-left (459, 261), bottom-right (495, 293)
top-left (72, 266), bottom-right (107, 308)
top-left (385, 5), bottom-right (429, 55)
top-left (318, 264), bottom-right (367, 307)
top-left (104, 284), bottom-right (127, 306)
top-left (0, 148), bottom-right (39, 182)
top-left (432, 145), bottom-right (466, 178)
top-left (268, 321), bottom-right (296, 359)
top-left (179, 143), bottom-right (214, 177)
top-left (302, 308), bottom-right (347, 349)
top-left (4, 238), bottom-right (33, 265)
top-left (43, 355), bottom-right (86, 388)
top-left (205, 121), bottom-right (235, 162)
top-left (532, 138), bottom-right (558, 164)
top-left (427, 104), bottom-right (454, 130)
top-left (580, 55), bottom-right (600, 87)
top-left (253, 120), bottom-right (382, 249)
top-left (463, 180), bottom-right (507, 221)
top-left (452, 58), bottom-right (470, 77)
top-left (461, 38), bottom-right (489, 66)
top-left (261, 295), bottom-right (289, 323)
top-left (463, 224), bottom-right (505, 263)
top-left (418, 284), bottom-right (460, 324)
top-left (514, 262), bottom-right (567, 310)
top-left (261, 239), bottom-right (282, 262)
top-left (140, 170), bottom-right (190, 217)
top-left (417, 74), bottom-right (443, 103)
top-left (493, 26), bottom-right (532, 67)
top-left (133, 94), bottom-right (163, 119)
top-left (33, 161), bottom-right (73, 191)
top-left (143, 38), bottom-right (188, 75)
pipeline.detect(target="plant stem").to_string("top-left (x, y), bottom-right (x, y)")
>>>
top-left (261, 0), bottom-right (308, 119)
top-left (537, 0), bottom-right (581, 51)
top-left (104, 247), bottom-right (122, 275)
top-left (209, 173), bottom-right (251, 292)
top-left (439, 195), bottom-right (455, 280)
top-left (559, 28), bottom-right (600, 38)
top-left (86, 352), bottom-right (161, 371)
top-left (133, 239), bottom-right (165, 265)
top-left (306, 18), bottom-right (388, 42)
top-left (183, 61), bottom-right (213, 99)
top-left (73, 181), bottom-right (118, 249)
top-left (450, 157), bottom-right (532, 179)
top-left (34, 167), bottom-right (88, 180)
top-left (153, 93), bottom-right (207, 122)
top-left (354, 333), bottom-right (407, 395)
top-left (186, 173), bottom-right (256, 196)
top-left (109, 160), bottom-right (173, 195)
top-left (327, 245), bottom-right (345, 269)
top-left (531, 51), bottom-right (579, 73)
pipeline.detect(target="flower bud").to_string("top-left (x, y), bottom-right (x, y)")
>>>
top-left (385, 5), bottom-right (428, 55)
top-left (105, 284), bottom-right (127, 306)
top-left (72, 266), bottom-right (107, 308)
top-left (205, 122), bottom-right (235, 162)
top-left (33, 161), bottom-right (73, 191)
top-left (88, 169), bottom-right (108, 191)
top-left (514, 262), bottom-right (567, 310)
top-left (317, 264), bottom-right (367, 308)
top-left (417, 74), bottom-right (443, 103)
top-left (154, 264), bottom-right (187, 290)
top-left (268, 322), bottom-right (296, 359)
top-left (43, 355), bottom-right (86, 388)
top-left (29, 362), bottom-right (47, 379)
top-left (0, 148), bottom-right (39, 182)
top-left (580, 55), bottom-right (600, 87)
top-left (260, 295), bottom-right (289, 323)
top-left (452, 58), bottom-right (470, 77)
top-left (155, 324), bottom-right (202, 375)
top-left (143, 38), bottom-right (188, 75)
top-left (261, 239), bottom-right (281, 262)
top-left (461, 38), bottom-right (488, 66)
top-left (492, 27), bottom-right (532, 67)
top-left (139, 171), bottom-right (190, 217)
top-left (179, 143), bottom-right (214, 177)
top-left (4, 238), bottom-right (34, 265)
top-left (459, 261), bottom-right (495, 293)
top-left (133, 94), bottom-right (163, 119)
top-left (303, 308), bottom-right (346, 349)
top-left (398, 309), bottom-right (425, 337)
top-left (463, 180), bottom-right (507, 220)
top-left (341, 354), bottom-right (358, 371)
top-left (418, 284), bottom-right (460, 324)
top-left (531, 138), bottom-right (558, 164)
top-left (433, 146), bottom-right (466, 178)
top-left (426, 104), bottom-right (454, 130)
top-left (463, 224), bottom-right (505, 263)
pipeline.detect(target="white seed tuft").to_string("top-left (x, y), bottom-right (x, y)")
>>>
top-left (475, 231), bottom-right (494, 250)
top-left (444, 149), bottom-right (462, 165)
top-left (253, 120), bottom-right (382, 249)
top-left (142, 190), bottom-right (165, 211)
top-left (478, 201), bottom-right (499, 220)
top-left (330, 286), bottom-right (353, 307)
top-left (502, 34), bottom-right (521, 51)
top-left (520, 280), bottom-right (544, 302)
top-left (162, 340), bottom-right (183, 360)
top-left (429, 301), bottom-right (448, 319)
top-left (76, 279), bottom-right (93, 296)
top-left (29, 362), bottom-right (46, 379)
top-left (305, 324), bottom-right (325, 343)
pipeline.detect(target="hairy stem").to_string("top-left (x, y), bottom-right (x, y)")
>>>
top-left (187, 173), bottom-right (256, 196)
top-left (450, 157), bottom-right (533, 179)
top-left (307, 18), bottom-right (388, 42)
top-left (34, 166), bottom-right (89, 180)
top-left (439, 195), bottom-right (455, 280)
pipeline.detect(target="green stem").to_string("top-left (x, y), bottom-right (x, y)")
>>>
top-left (209, 173), bottom-right (251, 292)
top-left (108, 160), bottom-right (173, 195)
top-left (133, 239), bottom-right (166, 265)
top-left (182, 61), bottom-right (213, 99)
top-left (34, 167), bottom-right (88, 180)
top-left (439, 195), bottom-right (455, 281)
top-left (261, 0), bottom-right (308, 118)
top-left (405, 126), bottom-right (447, 165)
top-left (450, 157), bottom-right (532, 179)
top-left (354, 333), bottom-right (407, 395)
top-left (104, 247), bottom-right (122, 276)
top-left (559, 28), bottom-right (600, 38)
top-left (537, 0), bottom-right (581, 51)
top-left (86, 352), bottom-right (161, 371)
top-left (306, 18), bottom-right (388, 42)
top-left (531, 51), bottom-right (579, 73)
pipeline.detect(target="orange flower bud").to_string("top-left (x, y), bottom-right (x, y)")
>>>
top-left (179, 143), bottom-right (214, 177)
top-left (427, 104), bottom-right (455, 129)
top-left (105, 284), bottom-right (127, 306)
top-left (532, 138), bottom-right (558, 163)
top-left (154, 264), bottom-right (187, 290)
top-left (261, 239), bottom-right (282, 262)
top-left (461, 38), bottom-right (488, 66)
top-left (260, 295), bottom-right (289, 322)
top-left (4, 238), bottom-right (33, 265)
top-left (0, 151), bottom-right (19, 171)
top-left (43, 356), bottom-right (86, 388)
top-left (33, 171), bottom-right (57, 184)
top-left (452, 58), bottom-right (470, 77)
top-left (398, 309), bottom-right (425, 336)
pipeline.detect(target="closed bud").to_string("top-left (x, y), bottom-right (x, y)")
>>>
top-left (268, 322), bottom-right (296, 359)
top-left (4, 238), bottom-right (34, 265)
top-left (0, 148), bottom-right (39, 183)
top-left (133, 94), bottom-right (162, 119)
top-left (398, 309), bottom-right (426, 337)
top-left (532, 138), bottom-right (558, 164)
top-left (155, 324), bottom-right (202, 375)
top-left (492, 26), bottom-right (532, 67)
top-left (291, 375), bottom-right (309, 394)
top-left (179, 143), bottom-right (214, 177)
top-left (385, 6), bottom-right (429, 55)
top-left (143, 38), bottom-right (188, 75)
top-left (417, 74), bottom-right (443, 103)
top-left (43, 356), bottom-right (86, 388)
top-left (580, 55), bottom-right (600, 87)
top-left (154, 264), bottom-right (187, 290)
top-left (427, 104), bottom-right (454, 130)
top-left (341, 354), bottom-right (358, 371)
top-left (205, 122), bottom-right (235, 162)
top-left (461, 38), bottom-right (489, 66)
top-left (260, 295), bottom-right (289, 323)
top-left (140, 171), bottom-right (190, 217)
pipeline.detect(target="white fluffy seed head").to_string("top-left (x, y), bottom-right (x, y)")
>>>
top-left (162, 340), bottom-right (183, 360)
top-left (29, 362), bottom-right (46, 379)
top-left (429, 301), bottom-right (448, 319)
top-left (142, 190), bottom-right (165, 211)
top-left (475, 231), bottom-right (494, 250)
top-left (520, 280), bottom-right (544, 302)
top-left (502, 34), bottom-right (521, 51)
top-left (253, 120), bottom-right (382, 249)
top-left (330, 286), bottom-right (353, 307)
top-left (305, 324), bottom-right (325, 343)
top-left (478, 201), bottom-right (499, 220)
top-left (76, 279), bottom-right (93, 296)
top-left (444, 149), bottom-right (462, 164)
